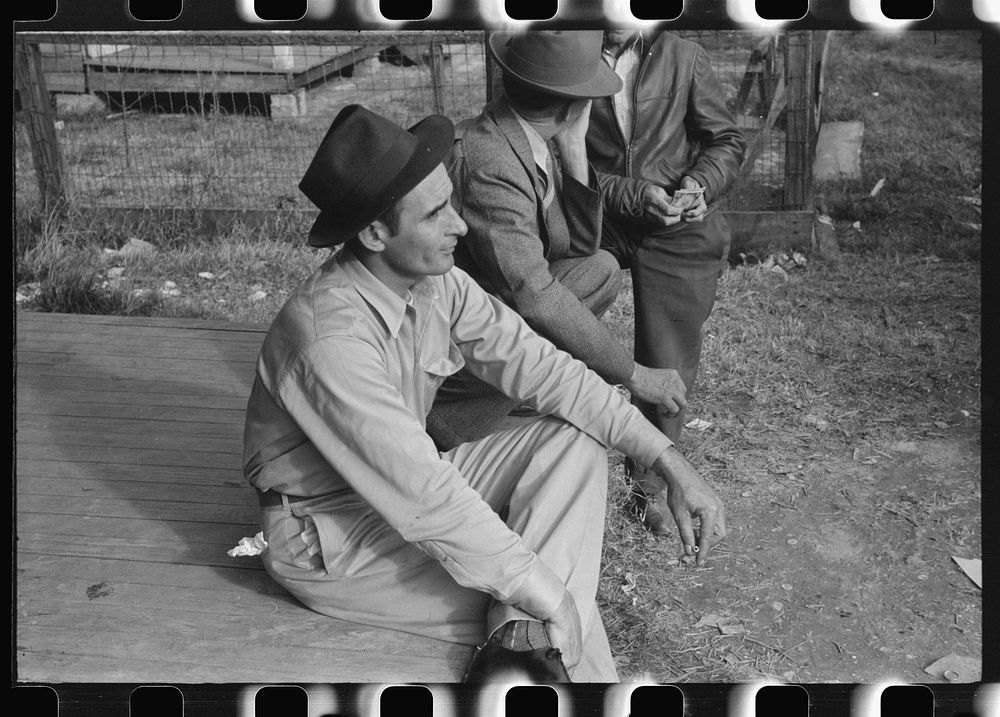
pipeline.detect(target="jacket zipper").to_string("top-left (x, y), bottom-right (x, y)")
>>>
top-left (623, 41), bottom-right (654, 179)
top-left (608, 76), bottom-right (629, 175)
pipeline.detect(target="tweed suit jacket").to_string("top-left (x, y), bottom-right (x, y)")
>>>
top-left (448, 97), bottom-right (634, 384)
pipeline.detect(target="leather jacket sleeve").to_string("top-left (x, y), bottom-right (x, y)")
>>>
top-left (680, 44), bottom-right (747, 204)
top-left (595, 172), bottom-right (652, 221)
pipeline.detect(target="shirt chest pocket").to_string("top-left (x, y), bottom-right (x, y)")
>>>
top-left (419, 339), bottom-right (466, 393)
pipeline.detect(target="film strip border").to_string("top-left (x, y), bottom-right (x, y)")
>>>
top-left (12, 1), bottom-right (996, 715)
top-left (10, 0), bottom-right (1000, 29)
top-left (11, 681), bottom-right (998, 716)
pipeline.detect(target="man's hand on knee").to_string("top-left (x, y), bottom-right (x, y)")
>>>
top-left (628, 364), bottom-right (688, 416)
top-left (544, 591), bottom-right (583, 668)
top-left (648, 446), bottom-right (727, 565)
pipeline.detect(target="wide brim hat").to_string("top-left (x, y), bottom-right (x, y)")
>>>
top-left (299, 105), bottom-right (454, 248)
top-left (488, 30), bottom-right (622, 99)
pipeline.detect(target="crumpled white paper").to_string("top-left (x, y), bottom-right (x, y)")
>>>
top-left (952, 556), bottom-right (982, 589)
top-left (685, 418), bottom-right (714, 432)
top-left (227, 532), bottom-right (268, 557)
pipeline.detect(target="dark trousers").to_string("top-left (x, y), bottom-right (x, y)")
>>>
top-left (426, 250), bottom-right (623, 452)
top-left (601, 210), bottom-right (730, 443)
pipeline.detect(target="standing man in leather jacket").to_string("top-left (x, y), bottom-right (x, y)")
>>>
top-left (587, 30), bottom-right (746, 534)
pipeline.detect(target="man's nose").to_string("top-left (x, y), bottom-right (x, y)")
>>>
top-left (449, 205), bottom-right (468, 237)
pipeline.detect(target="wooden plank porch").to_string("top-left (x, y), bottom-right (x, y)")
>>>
top-left (15, 310), bottom-right (472, 684)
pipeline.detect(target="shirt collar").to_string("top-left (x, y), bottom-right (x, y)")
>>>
top-left (509, 107), bottom-right (551, 174)
top-left (337, 245), bottom-right (425, 338)
top-left (602, 32), bottom-right (642, 62)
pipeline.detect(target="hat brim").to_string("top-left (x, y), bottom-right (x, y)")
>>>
top-left (308, 115), bottom-right (455, 248)
top-left (489, 32), bottom-right (623, 99)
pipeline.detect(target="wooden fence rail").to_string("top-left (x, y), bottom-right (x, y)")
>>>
top-left (15, 30), bottom-right (823, 255)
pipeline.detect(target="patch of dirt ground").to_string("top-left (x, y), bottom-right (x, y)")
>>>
top-left (603, 426), bottom-right (982, 684)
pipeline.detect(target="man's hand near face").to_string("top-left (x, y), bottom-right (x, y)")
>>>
top-left (551, 99), bottom-right (593, 184)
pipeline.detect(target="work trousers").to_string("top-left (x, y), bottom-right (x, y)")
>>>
top-left (426, 251), bottom-right (623, 452)
top-left (259, 416), bottom-right (619, 682)
top-left (601, 210), bottom-right (730, 443)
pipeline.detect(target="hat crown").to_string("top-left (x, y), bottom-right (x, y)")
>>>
top-left (496, 30), bottom-right (607, 89)
top-left (299, 105), bottom-right (416, 214)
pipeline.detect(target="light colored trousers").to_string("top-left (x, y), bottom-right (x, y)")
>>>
top-left (259, 416), bottom-right (619, 682)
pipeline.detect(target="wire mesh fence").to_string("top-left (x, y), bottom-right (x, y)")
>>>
top-left (15, 30), bottom-right (815, 218)
top-left (676, 30), bottom-right (810, 211)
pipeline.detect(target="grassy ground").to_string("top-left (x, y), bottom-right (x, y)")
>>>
top-left (14, 30), bottom-right (982, 683)
top-left (815, 31), bottom-right (982, 260)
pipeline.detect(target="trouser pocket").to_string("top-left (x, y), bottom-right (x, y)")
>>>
top-left (268, 511), bottom-right (324, 572)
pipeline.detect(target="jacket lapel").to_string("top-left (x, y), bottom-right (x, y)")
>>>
top-left (484, 98), bottom-right (573, 260)
top-left (487, 99), bottom-right (547, 205)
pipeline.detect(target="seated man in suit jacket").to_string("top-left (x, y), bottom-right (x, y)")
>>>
top-left (427, 31), bottom-right (689, 462)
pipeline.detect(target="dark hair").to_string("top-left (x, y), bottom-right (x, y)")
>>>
top-left (502, 73), bottom-right (573, 116)
top-left (376, 201), bottom-right (403, 235)
top-left (347, 201), bottom-right (403, 250)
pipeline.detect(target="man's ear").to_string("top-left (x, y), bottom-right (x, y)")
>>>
top-left (357, 221), bottom-right (389, 253)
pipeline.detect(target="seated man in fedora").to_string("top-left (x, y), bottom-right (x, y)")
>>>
top-left (427, 30), bottom-right (689, 473)
top-left (243, 104), bottom-right (727, 682)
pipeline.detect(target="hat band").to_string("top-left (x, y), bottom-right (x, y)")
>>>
top-left (505, 49), bottom-right (601, 88)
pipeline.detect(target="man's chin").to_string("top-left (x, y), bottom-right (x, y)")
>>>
top-left (431, 256), bottom-right (455, 275)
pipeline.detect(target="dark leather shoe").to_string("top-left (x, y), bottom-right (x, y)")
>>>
top-left (626, 459), bottom-right (673, 535)
top-left (463, 641), bottom-right (571, 683)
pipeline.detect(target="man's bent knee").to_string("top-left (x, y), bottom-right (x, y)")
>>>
top-left (587, 251), bottom-right (624, 317)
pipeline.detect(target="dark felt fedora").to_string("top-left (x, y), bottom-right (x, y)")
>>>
top-left (488, 30), bottom-right (622, 99)
top-left (299, 105), bottom-right (454, 247)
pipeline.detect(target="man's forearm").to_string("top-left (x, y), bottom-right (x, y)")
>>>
top-left (648, 444), bottom-right (698, 484)
top-left (557, 142), bottom-right (590, 186)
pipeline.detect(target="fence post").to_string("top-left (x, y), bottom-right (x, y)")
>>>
top-left (782, 30), bottom-right (814, 210)
top-left (429, 42), bottom-right (446, 116)
top-left (15, 40), bottom-right (68, 211)
top-left (483, 32), bottom-right (504, 102)
top-left (813, 30), bottom-right (834, 132)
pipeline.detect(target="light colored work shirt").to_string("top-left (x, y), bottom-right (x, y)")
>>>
top-left (602, 34), bottom-right (642, 144)
top-left (243, 245), bottom-right (672, 621)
